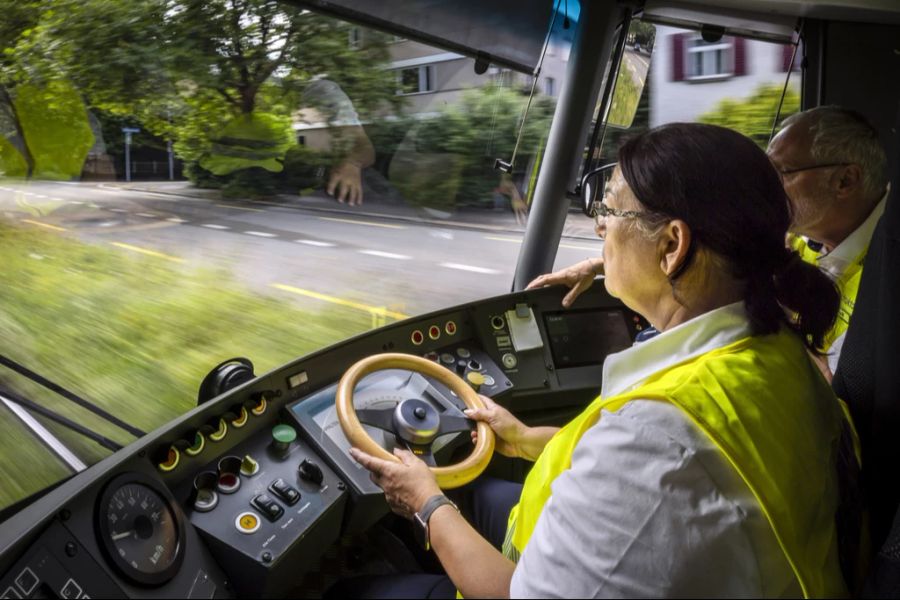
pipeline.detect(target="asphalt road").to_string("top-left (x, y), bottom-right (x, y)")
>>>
top-left (0, 180), bottom-right (604, 320)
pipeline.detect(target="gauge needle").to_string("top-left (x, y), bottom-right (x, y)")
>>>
top-left (111, 530), bottom-right (134, 541)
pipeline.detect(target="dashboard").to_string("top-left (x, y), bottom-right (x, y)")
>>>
top-left (0, 284), bottom-right (644, 599)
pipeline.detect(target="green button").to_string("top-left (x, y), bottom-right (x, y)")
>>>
top-left (272, 424), bottom-right (297, 444)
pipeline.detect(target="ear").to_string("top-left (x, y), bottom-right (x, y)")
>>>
top-left (835, 164), bottom-right (862, 198)
top-left (658, 219), bottom-right (692, 278)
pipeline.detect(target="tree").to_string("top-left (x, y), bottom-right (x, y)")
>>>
top-left (699, 83), bottom-right (801, 148)
top-left (10, 0), bottom-right (400, 178)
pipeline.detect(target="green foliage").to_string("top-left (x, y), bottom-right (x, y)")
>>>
top-left (0, 135), bottom-right (26, 176)
top-left (398, 85), bottom-right (555, 208)
top-left (699, 83), bottom-right (801, 148)
top-left (0, 221), bottom-right (373, 508)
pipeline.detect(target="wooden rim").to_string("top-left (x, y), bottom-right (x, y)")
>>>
top-left (336, 353), bottom-right (495, 489)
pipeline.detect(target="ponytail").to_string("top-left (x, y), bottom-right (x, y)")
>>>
top-left (773, 250), bottom-right (840, 353)
top-left (745, 250), bottom-right (840, 353)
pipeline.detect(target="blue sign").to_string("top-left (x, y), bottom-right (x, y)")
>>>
top-left (121, 127), bottom-right (141, 133)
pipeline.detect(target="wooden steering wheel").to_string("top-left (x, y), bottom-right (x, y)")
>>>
top-left (336, 353), bottom-right (495, 489)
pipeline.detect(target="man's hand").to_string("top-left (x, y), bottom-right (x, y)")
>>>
top-left (349, 447), bottom-right (441, 519)
top-left (327, 161), bottom-right (364, 206)
top-left (525, 258), bottom-right (603, 308)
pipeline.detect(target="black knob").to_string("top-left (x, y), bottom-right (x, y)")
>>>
top-left (299, 459), bottom-right (324, 486)
top-left (456, 359), bottom-right (467, 375)
top-left (414, 407), bottom-right (427, 420)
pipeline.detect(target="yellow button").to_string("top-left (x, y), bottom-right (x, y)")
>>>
top-left (236, 511), bottom-right (260, 534)
top-left (466, 371), bottom-right (486, 390)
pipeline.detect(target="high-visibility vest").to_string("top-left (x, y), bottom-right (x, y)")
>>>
top-left (503, 329), bottom-right (847, 598)
top-left (789, 235), bottom-right (866, 350)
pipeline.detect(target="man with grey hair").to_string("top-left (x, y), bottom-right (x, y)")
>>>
top-left (767, 106), bottom-right (889, 377)
top-left (527, 106), bottom-right (888, 378)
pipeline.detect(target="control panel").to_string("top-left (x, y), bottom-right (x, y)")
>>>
top-left (185, 423), bottom-right (346, 598)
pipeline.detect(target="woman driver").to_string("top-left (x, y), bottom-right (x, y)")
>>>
top-left (348, 123), bottom-right (850, 598)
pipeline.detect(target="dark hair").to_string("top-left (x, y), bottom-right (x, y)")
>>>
top-left (617, 123), bottom-right (839, 351)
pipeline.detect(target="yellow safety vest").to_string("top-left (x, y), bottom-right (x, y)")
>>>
top-left (789, 235), bottom-right (866, 350)
top-left (503, 329), bottom-right (847, 598)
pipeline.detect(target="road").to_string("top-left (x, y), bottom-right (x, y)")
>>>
top-left (623, 48), bottom-right (650, 87)
top-left (0, 180), bottom-right (603, 320)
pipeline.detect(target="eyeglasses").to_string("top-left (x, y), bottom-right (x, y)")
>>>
top-left (778, 162), bottom-right (852, 176)
top-left (580, 163), bottom-right (648, 223)
top-left (588, 199), bottom-right (647, 223)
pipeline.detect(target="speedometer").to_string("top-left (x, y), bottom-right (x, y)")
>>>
top-left (95, 472), bottom-right (185, 586)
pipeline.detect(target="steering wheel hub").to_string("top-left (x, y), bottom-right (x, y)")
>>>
top-left (393, 399), bottom-right (441, 445)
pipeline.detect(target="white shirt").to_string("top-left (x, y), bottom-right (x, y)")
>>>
top-left (509, 303), bottom-right (801, 598)
top-left (814, 194), bottom-right (887, 372)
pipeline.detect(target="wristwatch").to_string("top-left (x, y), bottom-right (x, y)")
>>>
top-left (413, 494), bottom-right (458, 551)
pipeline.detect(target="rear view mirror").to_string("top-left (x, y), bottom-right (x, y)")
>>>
top-left (607, 22), bottom-right (654, 128)
top-left (580, 163), bottom-right (617, 217)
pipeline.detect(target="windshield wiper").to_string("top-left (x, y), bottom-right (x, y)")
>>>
top-left (0, 354), bottom-right (145, 438)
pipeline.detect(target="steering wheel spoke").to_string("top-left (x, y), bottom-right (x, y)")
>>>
top-left (356, 407), bottom-right (397, 432)
top-left (402, 442), bottom-right (437, 467)
top-left (438, 414), bottom-right (474, 436)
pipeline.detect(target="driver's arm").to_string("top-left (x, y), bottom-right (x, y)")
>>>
top-left (429, 505), bottom-right (516, 598)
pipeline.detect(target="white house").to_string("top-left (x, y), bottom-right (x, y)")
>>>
top-left (649, 24), bottom-right (800, 127)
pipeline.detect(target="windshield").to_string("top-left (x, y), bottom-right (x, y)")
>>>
top-left (0, 0), bottom-right (576, 511)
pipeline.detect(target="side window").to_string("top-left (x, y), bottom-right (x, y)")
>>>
top-left (671, 33), bottom-right (747, 81)
top-left (396, 65), bottom-right (434, 95)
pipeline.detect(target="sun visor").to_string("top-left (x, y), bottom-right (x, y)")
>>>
top-left (642, 1), bottom-right (796, 43)
top-left (289, 0), bottom-right (578, 74)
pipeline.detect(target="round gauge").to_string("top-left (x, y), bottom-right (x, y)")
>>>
top-left (96, 472), bottom-right (185, 586)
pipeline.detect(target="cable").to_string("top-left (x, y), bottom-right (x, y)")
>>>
top-left (769, 18), bottom-right (805, 144)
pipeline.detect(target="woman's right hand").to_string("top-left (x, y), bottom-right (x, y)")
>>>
top-left (465, 395), bottom-right (530, 459)
top-left (525, 258), bottom-right (603, 308)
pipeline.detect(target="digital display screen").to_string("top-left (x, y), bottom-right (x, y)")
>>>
top-left (543, 309), bottom-right (633, 369)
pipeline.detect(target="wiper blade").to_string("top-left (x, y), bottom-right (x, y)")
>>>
top-left (0, 354), bottom-right (145, 438)
top-left (0, 386), bottom-right (123, 453)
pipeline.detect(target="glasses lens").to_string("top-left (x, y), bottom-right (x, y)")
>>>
top-left (582, 179), bottom-right (597, 217)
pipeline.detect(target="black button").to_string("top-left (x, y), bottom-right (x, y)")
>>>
top-left (252, 494), bottom-right (283, 521)
top-left (60, 579), bottom-right (82, 599)
top-left (14, 568), bottom-right (37, 595)
top-left (269, 479), bottom-right (301, 506)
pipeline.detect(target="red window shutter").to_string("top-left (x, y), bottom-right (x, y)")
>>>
top-left (781, 43), bottom-right (794, 71)
top-left (671, 33), bottom-right (685, 81)
top-left (733, 37), bottom-right (747, 76)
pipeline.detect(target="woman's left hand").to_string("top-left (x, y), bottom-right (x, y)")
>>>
top-left (349, 447), bottom-right (442, 520)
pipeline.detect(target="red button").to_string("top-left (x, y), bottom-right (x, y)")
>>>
top-left (411, 330), bottom-right (424, 345)
top-left (445, 321), bottom-right (457, 335)
top-left (428, 326), bottom-right (440, 340)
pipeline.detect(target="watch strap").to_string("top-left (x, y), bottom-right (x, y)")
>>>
top-left (415, 495), bottom-right (458, 550)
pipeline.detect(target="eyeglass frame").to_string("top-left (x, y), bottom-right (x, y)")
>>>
top-left (777, 162), bottom-right (852, 176)
top-left (580, 162), bottom-right (648, 221)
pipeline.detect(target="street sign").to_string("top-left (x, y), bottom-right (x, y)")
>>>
top-left (121, 127), bottom-right (141, 133)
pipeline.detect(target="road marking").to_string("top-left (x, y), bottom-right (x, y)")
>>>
top-left (167, 217), bottom-right (188, 223)
top-left (136, 212), bottom-right (158, 218)
top-left (110, 242), bottom-right (184, 263)
top-left (202, 223), bottom-right (229, 230)
top-left (23, 219), bottom-right (67, 232)
top-left (319, 216), bottom-right (406, 230)
top-left (33, 194), bottom-right (47, 199)
top-left (485, 236), bottom-right (521, 244)
top-left (296, 239), bottom-right (335, 247)
top-left (109, 208), bottom-right (128, 213)
top-left (244, 231), bottom-right (277, 238)
top-left (560, 242), bottom-right (602, 251)
top-left (217, 203), bottom-right (264, 212)
top-left (68, 200), bottom-right (84, 205)
top-left (439, 262), bottom-right (500, 275)
top-left (359, 250), bottom-right (411, 260)
top-left (271, 284), bottom-right (410, 321)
